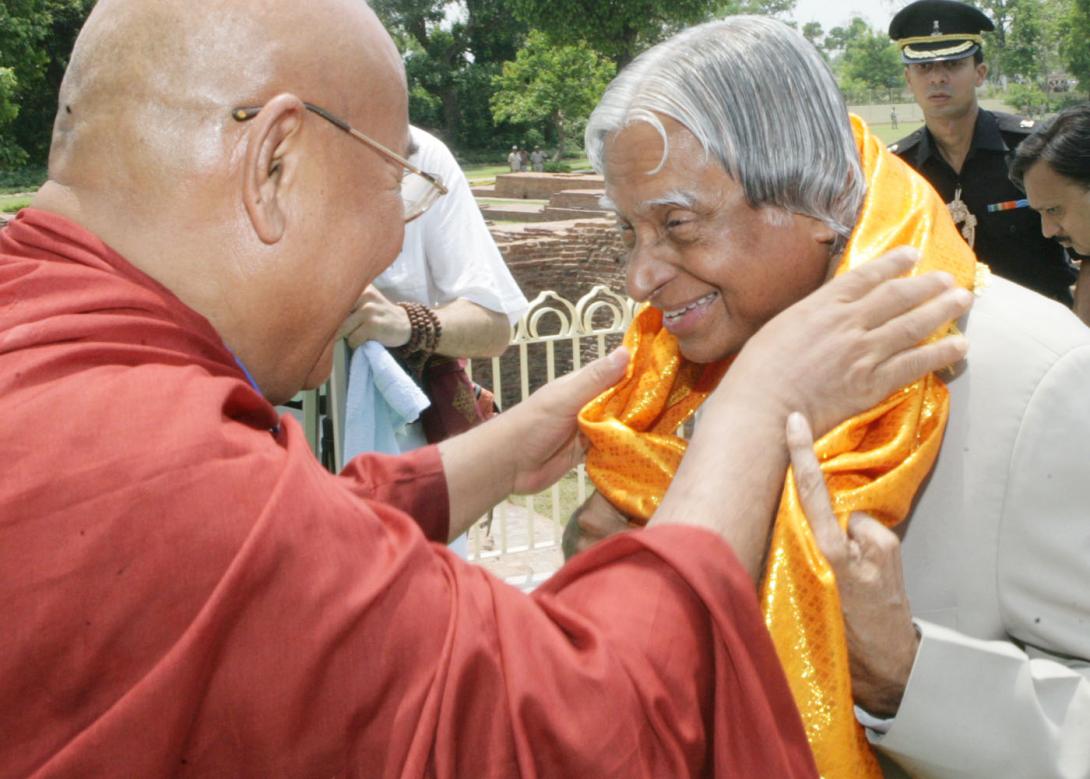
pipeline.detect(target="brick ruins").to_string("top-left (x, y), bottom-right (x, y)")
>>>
top-left (468, 172), bottom-right (632, 409)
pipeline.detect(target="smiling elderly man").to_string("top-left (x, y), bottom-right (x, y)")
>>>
top-left (568, 16), bottom-right (1090, 779)
top-left (0, 0), bottom-right (978, 775)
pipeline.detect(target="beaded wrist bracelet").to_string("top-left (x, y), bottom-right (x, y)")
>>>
top-left (397, 302), bottom-right (442, 355)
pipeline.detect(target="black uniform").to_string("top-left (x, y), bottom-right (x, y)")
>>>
top-left (891, 109), bottom-right (1075, 304)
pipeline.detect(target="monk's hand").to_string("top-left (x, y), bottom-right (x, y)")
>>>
top-left (437, 347), bottom-right (628, 538)
top-left (730, 246), bottom-right (972, 439)
top-left (503, 347), bottom-right (629, 495)
top-left (561, 492), bottom-right (632, 560)
top-left (787, 411), bottom-right (920, 718)
top-left (338, 286), bottom-right (412, 349)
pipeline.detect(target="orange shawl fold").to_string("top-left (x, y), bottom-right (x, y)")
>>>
top-left (579, 116), bottom-right (977, 777)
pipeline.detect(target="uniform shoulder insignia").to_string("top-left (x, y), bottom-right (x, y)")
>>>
top-left (889, 129), bottom-right (921, 155)
top-left (995, 111), bottom-right (1035, 134)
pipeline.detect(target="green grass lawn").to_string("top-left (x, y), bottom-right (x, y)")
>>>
top-left (0, 193), bottom-right (33, 213)
top-left (871, 120), bottom-right (924, 145)
top-left (528, 469), bottom-right (587, 527)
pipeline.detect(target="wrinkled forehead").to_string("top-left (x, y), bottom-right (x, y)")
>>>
top-left (602, 113), bottom-right (713, 179)
top-left (601, 117), bottom-right (725, 214)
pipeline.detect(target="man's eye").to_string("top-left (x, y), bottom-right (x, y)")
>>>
top-left (666, 218), bottom-right (698, 239)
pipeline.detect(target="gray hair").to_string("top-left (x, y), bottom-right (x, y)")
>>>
top-left (585, 16), bottom-right (865, 246)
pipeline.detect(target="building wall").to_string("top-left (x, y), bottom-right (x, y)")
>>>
top-left (474, 218), bottom-right (630, 410)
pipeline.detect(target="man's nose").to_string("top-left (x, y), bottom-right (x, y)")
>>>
top-left (625, 237), bottom-right (675, 303)
top-left (1040, 213), bottom-right (1060, 239)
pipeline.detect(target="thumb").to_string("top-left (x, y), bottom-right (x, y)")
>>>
top-left (786, 412), bottom-right (846, 564)
top-left (547, 346), bottom-right (630, 416)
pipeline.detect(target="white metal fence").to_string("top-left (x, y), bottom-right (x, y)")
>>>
top-left (300, 285), bottom-right (637, 584)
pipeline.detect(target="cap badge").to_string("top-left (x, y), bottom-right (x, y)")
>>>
top-left (931, 20), bottom-right (942, 35)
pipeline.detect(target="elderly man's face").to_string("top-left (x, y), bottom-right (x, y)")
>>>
top-left (1023, 161), bottom-right (1090, 257)
top-left (603, 117), bottom-right (834, 363)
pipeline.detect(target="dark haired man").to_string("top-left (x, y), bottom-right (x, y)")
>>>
top-left (889, 0), bottom-right (1076, 304)
top-left (1011, 102), bottom-right (1090, 324)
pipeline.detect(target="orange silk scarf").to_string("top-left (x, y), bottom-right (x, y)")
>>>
top-left (578, 116), bottom-right (978, 777)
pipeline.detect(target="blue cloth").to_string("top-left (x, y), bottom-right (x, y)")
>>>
top-left (344, 342), bottom-right (430, 459)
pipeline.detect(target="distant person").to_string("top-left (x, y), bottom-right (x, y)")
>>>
top-left (530, 145), bottom-right (546, 172)
top-left (341, 125), bottom-right (526, 453)
top-left (888, 0), bottom-right (1076, 304)
top-left (890, 105), bottom-right (899, 129)
top-left (1010, 102), bottom-right (1090, 325)
top-left (519, 146), bottom-right (530, 171)
top-left (507, 144), bottom-right (522, 171)
top-left (340, 125), bottom-right (528, 556)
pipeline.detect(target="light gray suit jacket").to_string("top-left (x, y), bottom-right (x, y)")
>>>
top-left (872, 276), bottom-right (1090, 778)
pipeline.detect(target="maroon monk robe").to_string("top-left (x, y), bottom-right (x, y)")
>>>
top-left (0, 209), bottom-right (817, 778)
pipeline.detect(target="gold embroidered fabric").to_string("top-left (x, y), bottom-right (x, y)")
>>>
top-left (578, 116), bottom-right (977, 778)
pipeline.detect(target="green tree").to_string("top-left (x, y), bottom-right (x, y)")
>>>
top-left (371, 0), bottom-right (529, 148)
top-left (491, 31), bottom-right (615, 157)
top-left (0, 66), bottom-right (25, 168)
top-left (1060, 0), bottom-right (1090, 93)
top-left (0, 0), bottom-right (95, 169)
top-left (998, 0), bottom-right (1045, 81)
top-left (824, 16), bottom-right (870, 57)
top-left (979, 0), bottom-right (1014, 73)
top-left (801, 21), bottom-right (825, 54)
top-left (840, 26), bottom-right (903, 96)
top-left (979, 0), bottom-right (1064, 83)
top-left (507, 0), bottom-right (796, 69)
top-left (823, 17), bottom-right (902, 102)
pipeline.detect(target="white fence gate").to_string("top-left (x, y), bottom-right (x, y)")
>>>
top-left (300, 285), bottom-right (637, 587)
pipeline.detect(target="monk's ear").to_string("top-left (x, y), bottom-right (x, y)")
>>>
top-left (240, 94), bottom-right (305, 245)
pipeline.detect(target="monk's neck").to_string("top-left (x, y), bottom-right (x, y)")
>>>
top-left (926, 105), bottom-right (979, 175)
top-left (31, 179), bottom-right (245, 352)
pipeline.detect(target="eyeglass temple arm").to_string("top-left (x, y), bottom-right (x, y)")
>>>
top-left (232, 103), bottom-right (448, 195)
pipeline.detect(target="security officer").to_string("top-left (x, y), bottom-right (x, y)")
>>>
top-left (889, 0), bottom-right (1075, 304)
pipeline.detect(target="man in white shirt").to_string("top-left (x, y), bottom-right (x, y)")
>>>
top-left (341, 127), bottom-right (528, 556)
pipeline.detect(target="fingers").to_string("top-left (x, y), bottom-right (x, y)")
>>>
top-left (337, 308), bottom-right (366, 342)
top-left (786, 413), bottom-right (845, 562)
top-left (868, 283), bottom-right (972, 349)
top-left (846, 512), bottom-right (897, 545)
top-left (846, 512), bottom-right (904, 569)
top-left (874, 332), bottom-right (969, 391)
top-left (358, 285), bottom-right (386, 304)
top-left (845, 282), bottom-right (970, 400)
top-left (543, 346), bottom-right (629, 416)
top-left (857, 271), bottom-right (956, 330)
top-left (826, 246), bottom-right (918, 301)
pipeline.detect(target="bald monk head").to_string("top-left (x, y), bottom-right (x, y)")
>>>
top-left (32, 0), bottom-right (410, 403)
